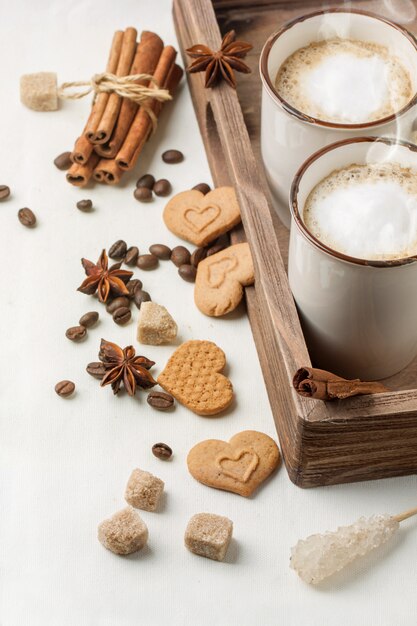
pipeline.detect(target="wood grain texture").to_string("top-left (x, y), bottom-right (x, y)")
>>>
top-left (173, 0), bottom-right (417, 487)
top-left (213, 0), bottom-right (327, 9)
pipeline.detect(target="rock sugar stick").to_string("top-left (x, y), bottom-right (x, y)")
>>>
top-left (290, 505), bottom-right (417, 584)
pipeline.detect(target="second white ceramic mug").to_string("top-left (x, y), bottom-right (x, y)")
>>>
top-left (259, 9), bottom-right (417, 228)
top-left (288, 136), bottom-right (417, 381)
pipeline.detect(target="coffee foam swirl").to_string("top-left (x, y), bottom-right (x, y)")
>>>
top-left (275, 39), bottom-right (413, 124)
top-left (303, 163), bottom-right (417, 260)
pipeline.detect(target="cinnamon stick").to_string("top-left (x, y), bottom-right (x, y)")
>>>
top-left (89, 27), bottom-right (138, 145)
top-left (72, 30), bottom-right (124, 164)
top-left (66, 152), bottom-right (100, 187)
top-left (292, 367), bottom-right (388, 401)
top-left (81, 31), bottom-right (124, 148)
top-left (123, 63), bottom-right (182, 170)
top-left (72, 134), bottom-right (94, 166)
top-left (116, 47), bottom-right (179, 171)
top-left (93, 158), bottom-right (124, 185)
top-left (94, 31), bottom-right (163, 159)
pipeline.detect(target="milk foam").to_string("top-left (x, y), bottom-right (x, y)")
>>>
top-left (303, 163), bottom-right (417, 260)
top-left (275, 39), bottom-right (412, 124)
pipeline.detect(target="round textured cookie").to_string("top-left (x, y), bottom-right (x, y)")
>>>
top-left (187, 430), bottom-right (280, 497)
top-left (157, 340), bottom-right (233, 416)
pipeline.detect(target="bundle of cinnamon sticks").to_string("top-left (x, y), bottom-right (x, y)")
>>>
top-left (66, 27), bottom-right (183, 187)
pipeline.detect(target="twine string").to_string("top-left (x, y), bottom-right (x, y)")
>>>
top-left (58, 72), bottom-right (172, 132)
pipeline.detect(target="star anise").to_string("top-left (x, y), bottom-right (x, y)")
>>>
top-left (77, 249), bottom-right (133, 303)
top-left (98, 339), bottom-right (157, 396)
top-left (186, 30), bottom-right (252, 89)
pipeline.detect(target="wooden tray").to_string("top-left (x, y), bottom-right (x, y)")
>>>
top-left (173, 0), bottom-right (417, 487)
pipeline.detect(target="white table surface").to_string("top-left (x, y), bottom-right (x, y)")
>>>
top-left (1, 0), bottom-right (417, 624)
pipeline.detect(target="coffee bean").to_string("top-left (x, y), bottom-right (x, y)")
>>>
top-left (153, 179), bottom-right (171, 197)
top-left (86, 362), bottom-right (106, 379)
top-left (152, 442), bottom-right (173, 460)
top-left (126, 279), bottom-right (143, 299)
top-left (18, 207), bottom-right (36, 227)
top-left (79, 311), bottom-right (99, 328)
top-left (171, 245), bottom-right (191, 267)
top-left (147, 391), bottom-right (175, 410)
top-left (149, 244), bottom-right (171, 260)
top-left (0, 185), bottom-right (10, 200)
top-left (134, 187), bottom-right (152, 202)
top-left (108, 239), bottom-right (127, 259)
top-left (162, 149), bottom-right (184, 164)
top-left (190, 247), bottom-right (207, 267)
top-left (178, 264), bottom-right (197, 282)
top-left (106, 296), bottom-right (130, 314)
top-left (55, 380), bottom-right (75, 398)
top-left (124, 246), bottom-right (139, 266)
top-left (206, 244), bottom-right (225, 257)
top-left (54, 151), bottom-right (72, 170)
top-left (137, 254), bottom-right (158, 270)
top-left (192, 182), bottom-right (211, 195)
top-left (136, 174), bottom-right (155, 189)
top-left (113, 306), bottom-right (131, 325)
top-left (76, 199), bottom-right (93, 212)
top-left (133, 289), bottom-right (151, 309)
top-left (65, 325), bottom-right (87, 341)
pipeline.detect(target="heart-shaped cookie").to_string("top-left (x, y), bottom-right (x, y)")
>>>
top-left (157, 340), bottom-right (233, 416)
top-left (194, 242), bottom-right (255, 317)
top-left (187, 431), bottom-right (280, 497)
top-left (163, 187), bottom-right (241, 246)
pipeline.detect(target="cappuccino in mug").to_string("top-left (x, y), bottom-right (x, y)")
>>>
top-left (275, 39), bottom-right (413, 124)
top-left (303, 162), bottom-right (417, 260)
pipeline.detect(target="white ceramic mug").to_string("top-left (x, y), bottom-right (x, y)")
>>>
top-left (288, 136), bottom-right (417, 380)
top-left (260, 9), bottom-right (417, 228)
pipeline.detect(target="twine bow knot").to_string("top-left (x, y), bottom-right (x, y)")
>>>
top-left (58, 72), bottom-right (172, 131)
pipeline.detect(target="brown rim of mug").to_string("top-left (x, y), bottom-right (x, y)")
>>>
top-left (290, 136), bottom-right (417, 268)
top-left (259, 8), bottom-right (417, 130)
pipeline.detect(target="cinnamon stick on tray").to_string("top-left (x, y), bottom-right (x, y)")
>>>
top-left (95, 31), bottom-right (163, 159)
top-left (116, 47), bottom-right (180, 170)
top-left (89, 27), bottom-right (138, 144)
top-left (293, 367), bottom-right (388, 401)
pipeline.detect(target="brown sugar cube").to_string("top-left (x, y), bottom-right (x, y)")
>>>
top-left (184, 513), bottom-right (233, 561)
top-left (98, 507), bottom-right (148, 555)
top-left (125, 468), bottom-right (164, 512)
top-left (20, 72), bottom-right (58, 111)
top-left (137, 301), bottom-right (177, 345)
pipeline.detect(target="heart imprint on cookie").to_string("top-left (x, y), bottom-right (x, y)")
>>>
top-left (163, 187), bottom-right (241, 246)
top-left (187, 430), bottom-right (280, 497)
top-left (184, 205), bottom-right (221, 233)
top-left (157, 339), bottom-right (233, 416)
top-left (207, 257), bottom-right (238, 288)
top-left (216, 449), bottom-right (259, 482)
